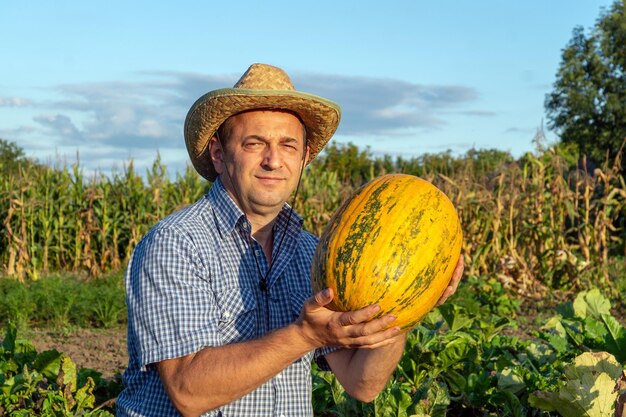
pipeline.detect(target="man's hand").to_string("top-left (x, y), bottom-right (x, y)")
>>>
top-left (436, 254), bottom-right (465, 306)
top-left (295, 288), bottom-right (401, 350)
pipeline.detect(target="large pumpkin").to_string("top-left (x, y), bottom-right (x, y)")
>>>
top-left (311, 173), bottom-right (462, 331)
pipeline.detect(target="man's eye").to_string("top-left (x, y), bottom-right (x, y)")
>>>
top-left (244, 142), bottom-right (263, 149)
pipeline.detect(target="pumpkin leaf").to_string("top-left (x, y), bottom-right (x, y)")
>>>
top-left (529, 351), bottom-right (623, 417)
top-left (375, 384), bottom-right (413, 417)
top-left (562, 320), bottom-right (585, 346)
top-left (555, 301), bottom-right (576, 320)
top-left (529, 391), bottom-right (590, 416)
top-left (438, 304), bottom-right (473, 333)
top-left (542, 316), bottom-right (567, 338)
top-left (565, 351), bottom-right (623, 380)
top-left (443, 369), bottom-right (466, 393)
top-left (437, 336), bottom-right (472, 369)
top-left (600, 314), bottom-right (626, 363)
top-left (573, 289), bottom-right (611, 319)
top-left (525, 342), bottom-right (557, 367)
top-left (498, 368), bottom-right (526, 394)
top-left (489, 390), bottom-right (525, 417)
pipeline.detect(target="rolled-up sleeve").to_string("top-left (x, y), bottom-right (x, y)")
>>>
top-left (126, 226), bottom-right (220, 370)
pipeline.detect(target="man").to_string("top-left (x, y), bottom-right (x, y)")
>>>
top-left (117, 63), bottom-right (464, 417)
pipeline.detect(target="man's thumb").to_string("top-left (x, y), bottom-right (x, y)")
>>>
top-left (313, 288), bottom-right (333, 307)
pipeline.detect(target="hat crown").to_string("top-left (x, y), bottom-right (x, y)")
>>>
top-left (185, 63), bottom-right (340, 181)
top-left (233, 63), bottom-right (295, 91)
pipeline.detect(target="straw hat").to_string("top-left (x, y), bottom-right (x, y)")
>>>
top-left (184, 63), bottom-right (341, 181)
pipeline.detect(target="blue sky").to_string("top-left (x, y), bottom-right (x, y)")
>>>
top-left (0, 1), bottom-right (615, 177)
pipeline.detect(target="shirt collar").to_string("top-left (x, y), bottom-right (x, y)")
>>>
top-left (208, 176), bottom-right (304, 236)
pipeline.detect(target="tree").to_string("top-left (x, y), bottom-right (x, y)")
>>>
top-left (310, 142), bottom-right (374, 185)
top-left (0, 138), bottom-right (30, 175)
top-left (545, 0), bottom-right (626, 169)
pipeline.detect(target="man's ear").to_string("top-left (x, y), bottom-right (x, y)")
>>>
top-left (209, 135), bottom-right (225, 175)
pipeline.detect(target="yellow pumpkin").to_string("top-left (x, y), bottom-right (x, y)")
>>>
top-left (311, 173), bottom-right (462, 331)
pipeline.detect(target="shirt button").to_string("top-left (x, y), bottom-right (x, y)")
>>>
top-left (223, 311), bottom-right (231, 319)
top-left (276, 372), bottom-right (282, 379)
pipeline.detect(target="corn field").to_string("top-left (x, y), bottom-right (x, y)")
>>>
top-left (1, 147), bottom-right (625, 300)
top-left (1, 156), bottom-right (209, 280)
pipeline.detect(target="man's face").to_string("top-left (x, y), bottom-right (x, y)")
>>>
top-left (210, 110), bottom-right (308, 217)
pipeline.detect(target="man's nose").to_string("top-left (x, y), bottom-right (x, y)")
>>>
top-left (261, 145), bottom-right (283, 170)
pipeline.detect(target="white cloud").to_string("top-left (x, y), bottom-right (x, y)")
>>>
top-left (33, 114), bottom-right (80, 139)
top-left (4, 70), bottom-right (489, 175)
top-left (293, 73), bottom-right (479, 136)
top-left (0, 96), bottom-right (32, 107)
top-left (138, 119), bottom-right (166, 137)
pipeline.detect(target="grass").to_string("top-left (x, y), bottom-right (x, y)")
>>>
top-left (1, 266), bottom-right (623, 333)
top-left (0, 272), bottom-right (126, 330)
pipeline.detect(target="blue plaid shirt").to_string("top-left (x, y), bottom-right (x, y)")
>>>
top-left (117, 178), bottom-right (328, 417)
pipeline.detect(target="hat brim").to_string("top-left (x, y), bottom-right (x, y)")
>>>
top-left (184, 88), bottom-right (341, 181)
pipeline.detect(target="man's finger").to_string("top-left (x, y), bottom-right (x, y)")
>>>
top-left (450, 255), bottom-right (465, 286)
top-left (337, 304), bottom-right (381, 327)
top-left (342, 325), bottom-right (402, 348)
top-left (436, 255), bottom-right (465, 306)
top-left (310, 288), bottom-right (334, 308)
top-left (338, 312), bottom-right (397, 338)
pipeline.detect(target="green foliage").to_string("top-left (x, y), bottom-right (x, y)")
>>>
top-left (311, 142), bottom-right (376, 186)
top-left (0, 154), bottom-right (210, 280)
top-left (0, 278), bottom-right (624, 414)
top-left (296, 169), bottom-right (351, 236)
top-left (545, 0), bottom-right (626, 171)
top-left (0, 273), bottom-right (126, 330)
top-left (312, 143), bottom-right (517, 185)
top-left (0, 139), bottom-right (33, 177)
top-left (0, 323), bottom-right (115, 416)
top-left (394, 148), bottom-right (515, 180)
top-left (538, 289), bottom-right (626, 363)
top-left (529, 352), bottom-right (626, 417)
top-left (311, 283), bottom-right (626, 416)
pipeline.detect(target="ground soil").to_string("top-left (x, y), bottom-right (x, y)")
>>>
top-left (24, 327), bottom-right (128, 380)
